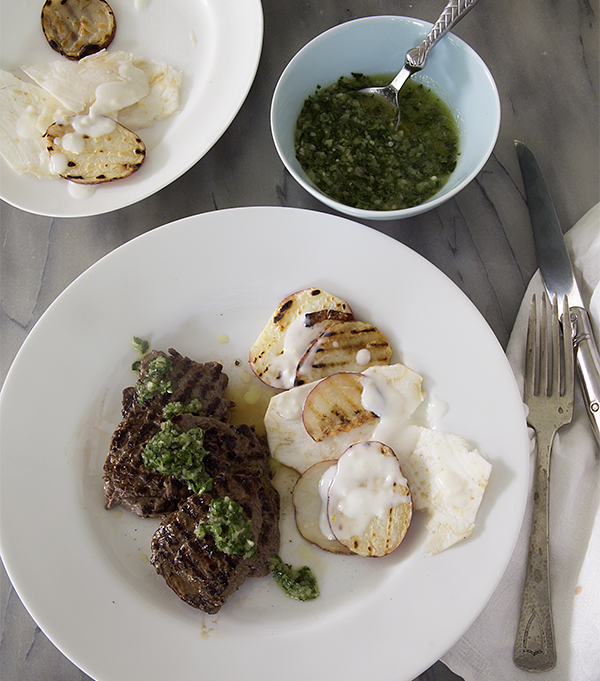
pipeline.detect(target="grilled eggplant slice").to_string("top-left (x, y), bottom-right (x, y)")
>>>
top-left (44, 117), bottom-right (146, 184)
top-left (41, 0), bottom-right (116, 61)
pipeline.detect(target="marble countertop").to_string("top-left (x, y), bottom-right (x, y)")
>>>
top-left (1, 0), bottom-right (598, 679)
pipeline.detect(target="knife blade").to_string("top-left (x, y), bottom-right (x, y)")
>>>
top-left (515, 140), bottom-right (600, 447)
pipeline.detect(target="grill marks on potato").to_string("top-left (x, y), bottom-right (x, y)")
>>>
top-left (295, 320), bottom-right (392, 386)
top-left (326, 443), bottom-right (413, 558)
top-left (41, 0), bottom-right (117, 61)
top-left (44, 118), bottom-right (146, 183)
top-left (303, 372), bottom-right (378, 442)
top-left (249, 288), bottom-right (354, 389)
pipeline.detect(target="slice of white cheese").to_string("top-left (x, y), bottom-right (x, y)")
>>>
top-left (22, 50), bottom-right (181, 130)
top-left (0, 70), bottom-right (70, 177)
top-left (265, 363), bottom-right (424, 474)
top-left (402, 427), bottom-right (492, 554)
top-left (118, 57), bottom-right (182, 129)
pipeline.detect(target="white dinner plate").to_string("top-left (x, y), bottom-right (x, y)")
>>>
top-left (0, 207), bottom-right (529, 681)
top-left (0, 0), bottom-right (263, 217)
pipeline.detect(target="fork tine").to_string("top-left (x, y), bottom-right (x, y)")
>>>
top-left (524, 294), bottom-right (538, 400)
top-left (561, 295), bottom-right (574, 401)
top-left (540, 293), bottom-right (549, 397)
top-left (551, 294), bottom-right (560, 396)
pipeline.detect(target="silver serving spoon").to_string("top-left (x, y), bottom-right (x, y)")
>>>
top-left (359, 0), bottom-right (482, 109)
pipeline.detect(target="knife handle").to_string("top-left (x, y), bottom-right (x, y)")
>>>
top-left (569, 307), bottom-right (600, 447)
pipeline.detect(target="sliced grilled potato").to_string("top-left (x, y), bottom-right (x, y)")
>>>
top-left (249, 288), bottom-right (353, 389)
top-left (292, 460), bottom-right (354, 555)
top-left (41, 0), bottom-right (117, 61)
top-left (302, 372), bottom-right (378, 442)
top-left (44, 117), bottom-right (146, 184)
top-left (294, 319), bottom-right (392, 386)
top-left (327, 442), bottom-right (412, 557)
top-left (264, 379), bottom-right (378, 474)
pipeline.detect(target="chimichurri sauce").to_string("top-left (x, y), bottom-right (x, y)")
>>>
top-left (196, 496), bottom-right (258, 559)
top-left (295, 74), bottom-right (459, 211)
top-left (269, 555), bottom-right (320, 601)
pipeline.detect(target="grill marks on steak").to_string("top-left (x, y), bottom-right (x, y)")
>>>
top-left (103, 350), bottom-right (234, 517)
top-left (128, 349), bottom-right (233, 421)
top-left (150, 424), bottom-right (280, 613)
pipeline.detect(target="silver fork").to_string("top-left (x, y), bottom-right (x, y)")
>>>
top-left (514, 293), bottom-right (574, 671)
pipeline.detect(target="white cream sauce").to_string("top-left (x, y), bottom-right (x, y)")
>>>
top-left (68, 182), bottom-right (97, 199)
top-left (355, 348), bottom-right (371, 366)
top-left (268, 315), bottom-right (324, 389)
top-left (361, 371), bottom-right (420, 459)
top-left (325, 442), bottom-right (409, 540)
top-left (49, 152), bottom-right (69, 175)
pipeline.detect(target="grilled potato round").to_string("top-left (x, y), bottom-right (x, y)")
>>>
top-left (327, 441), bottom-right (412, 557)
top-left (295, 319), bottom-right (392, 386)
top-left (44, 117), bottom-right (146, 184)
top-left (292, 460), bottom-right (354, 555)
top-left (41, 0), bottom-right (117, 61)
top-left (302, 372), bottom-right (378, 442)
top-left (249, 288), bottom-right (353, 389)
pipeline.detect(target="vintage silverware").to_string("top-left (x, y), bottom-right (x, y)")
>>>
top-left (358, 0), bottom-right (481, 109)
top-left (513, 293), bottom-right (574, 671)
top-left (515, 140), bottom-right (600, 447)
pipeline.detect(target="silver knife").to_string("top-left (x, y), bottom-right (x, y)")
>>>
top-left (515, 140), bottom-right (600, 447)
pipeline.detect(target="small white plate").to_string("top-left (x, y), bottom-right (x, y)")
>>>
top-left (0, 0), bottom-right (263, 217)
top-left (0, 207), bottom-right (529, 681)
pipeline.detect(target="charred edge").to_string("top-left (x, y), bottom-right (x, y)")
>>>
top-left (273, 299), bottom-right (293, 324)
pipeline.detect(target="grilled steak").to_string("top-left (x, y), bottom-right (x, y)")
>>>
top-left (150, 422), bottom-right (280, 613)
top-left (103, 349), bottom-right (234, 517)
top-left (104, 347), bottom-right (280, 613)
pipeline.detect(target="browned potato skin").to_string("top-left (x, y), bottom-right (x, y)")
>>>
top-left (292, 460), bottom-right (354, 555)
top-left (41, 0), bottom-right (117, 61)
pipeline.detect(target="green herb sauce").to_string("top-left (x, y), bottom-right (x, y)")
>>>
top-left (162, 398), bottom-right (203, 419)
top-left (131, 336), bottom-right (150, 372)
top-left (136, 354), bottom-right (173, 404)
top-left (131, 336), bottom-right (150, 356)
top-left (295, 74), bottom-right (459, 211)
top-left (142, 421), bottom-right (212, 493)
top-left (195, 496), bottom-right (258, 559)
top-left (269, 555), bottom-right (320, 602)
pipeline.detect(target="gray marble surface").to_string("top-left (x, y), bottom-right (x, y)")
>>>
top-left (0, 0), bottom-right (598, 679)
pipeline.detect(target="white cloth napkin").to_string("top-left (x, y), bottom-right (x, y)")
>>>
top-left (442, 203), bottom-right (600, 680)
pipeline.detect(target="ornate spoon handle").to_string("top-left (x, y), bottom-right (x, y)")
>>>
top-left (513, 427), bottom-right (557, 671)
top-left (407, 0), bottom-right (481, 69)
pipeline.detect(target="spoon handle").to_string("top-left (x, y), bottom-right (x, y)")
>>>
top-left (407, 0), bottom-right (481, 69)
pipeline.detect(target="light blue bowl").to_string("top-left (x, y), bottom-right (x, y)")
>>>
top-left (271, 15), bottom-right (501, 220)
